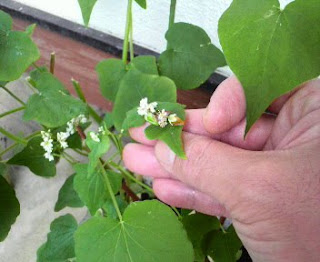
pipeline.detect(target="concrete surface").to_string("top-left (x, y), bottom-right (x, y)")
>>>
top-left (0, 79), bottom-right (92, 262)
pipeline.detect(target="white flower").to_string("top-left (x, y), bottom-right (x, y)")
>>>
top-left (65, 114), bottom-right (88, 135)
top-left (98, 126), bottom-right (106, 135)
top-left (57, 132), bottom-right (69, 149)
top-left (168, 114), bottom-right (178, 125)
top-left (44, 151), bottom-right (54, 162)
top-left (90, 132), bottom-right (100, 143)
top-left (137, 98), bottom-right (158, 117)
top-left (157, 109), bottom-right (169, 128)
top-left (66, 121), bottom-right (75, 135)
top-left (41, 139), bottom-right (53, 152)
top-left (41, 130), bottom-right (52, 142)
top-left (78, 114), bottom-right (88, 124)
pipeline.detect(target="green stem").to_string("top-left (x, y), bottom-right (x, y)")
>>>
top-left (0, 86), bottom-right (26, 106)
top-left (0, 106), bottom-right (25, 119)
top-left (0, 127), bottom-right (27, 145)
top-left (32, 62), bottom-right (40, 69)
top-left (72, 148), bottom-right (88, 157)
top-left (109, 161), bottom-right (154, 194)
top-left (71, 79), bottom-right (102, 124)
top-left (129, 11), bottom-right (134, 61)
top-left (63, 152), bottom-right (78, 163)
top-left (100, 161), bottom-right (123, 221)
top-left (172, 207), bottom-right (182, 219)
top-left (122, 0), bottom-right (133, 64)
top-left (167, 0), bottom-right (177, 49)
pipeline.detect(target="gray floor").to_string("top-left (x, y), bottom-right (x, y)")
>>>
top-left (0, 79), bottom-right (91, 262)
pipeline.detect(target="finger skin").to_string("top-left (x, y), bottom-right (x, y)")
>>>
top-left (153, 179), bottom-right (229, 217)
top-left (123, 143), bottom-right (170, 178)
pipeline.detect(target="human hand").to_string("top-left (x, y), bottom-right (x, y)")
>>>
top-left (123, 77), bottom-right (320, 262)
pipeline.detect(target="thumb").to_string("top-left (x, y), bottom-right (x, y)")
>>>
top-left (154, 132), bottom-right (271, 208)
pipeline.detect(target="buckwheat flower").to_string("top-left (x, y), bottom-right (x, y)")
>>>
top-left (157, 109), bottom-right (169, 128)
top-left (98, 126), bottom-right (106, 135)
top-left (137, 98), bottom-right (149, 116)
top-left (41, 139), bottom-right (53, 153)
top-left (57, 132), bottom-right (69, 149)
top-left (44, 151), bottom-right (54, 162)
top-left (148, 101), bottom-right (158, 113)
top-left (168, 114), bottom-right (178, 125)
top-left (78, 114), bottom-right (88, 124)
top-left (66, 121), bottom-right (75, 135)
top-left (41, 130), bottom-right (52, 142)
top-left (90, 132), bottom-right (100, 143)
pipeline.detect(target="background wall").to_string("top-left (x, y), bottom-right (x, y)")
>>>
top-left (13, 0), bottom-right (293, 76)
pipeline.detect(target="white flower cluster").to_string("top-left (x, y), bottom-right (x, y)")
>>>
top-left (137, 98), bottom-right (179, 128)
top-left (89, 125), bottom-right (108, 143)
top-left (40, 114), bottom-right (88, 162)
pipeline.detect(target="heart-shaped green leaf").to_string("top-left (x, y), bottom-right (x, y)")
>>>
top-left (113, 69), bottom-right (177, 130)
top-left (158, 23), bottom-right (226, 90)
top-left (54, 174), bottom-right (84, 212)
top-left (0, 174), bottom-right (20, 242)
top-left (204, 225), bottom-right (242, 262)
top-left (219, 0), bottom-right (320, 132)
top-left (96, 56), bottom-right (158, 102)
top-left (145, 102), bottom-right (186, 159)
top-left (75, 200), bottom-right (194, 262)
top-left (73, 164), bottom-right (122, 215)
top-left (0, 11), bottom-right (40, 81)
top-left (78, 0), bottom-right (98, 26)
top-left (37, 214), bottom-right (78, 262)
top-left (23, 72), bottom-right (88, 128)
top-left (8, 137), bottom-right (56, 177)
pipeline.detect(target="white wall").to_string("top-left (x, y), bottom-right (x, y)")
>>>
top-left (13, 0), bottom-right (293, 76)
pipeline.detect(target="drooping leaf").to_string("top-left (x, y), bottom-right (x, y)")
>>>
top-left (113, 69), bottom-right (177, 130)
top-left (144, 102), bottom-right (186, 159)
top-left (102, 195), bottom-right (128, 220)
top-left (8, 137), bottom-right (56, 177)
top-left (54, 174), bottom-right (84, 212)
top-left (103, 112), bottom-right (114, 129)
top-left (182, 213), bottom-right (220, 261)
top-left (37, 214), bottom-right (78, 262)
top-left (204, 225), bottom-right (242, 262)
top-left (23, 72), bottom-right (88, 128)
top-left (78, 0), bottom-right (98, 26)
top-left (96, 56), bottom-right (158, 102)
top-left (158, 23), bottom-right (226, 90)
top-left (73, 164), bottom-right (122, 215)
top-left (122, 107), bottom-right (145, 131)
top-left (0, 11), bottom-right (40, 81)
top-left (0, 163), bottom-right (8, 178)
top-left (218, 0), bottom-right (320, 132)
top-left (75, 200), bottom-right (194, 262)
top-left (0, 174), bottom-right (20, 242)
top-left (134, 0), bottom-right (147, 9)
top-left (86, 132), bottom-right (110, 175)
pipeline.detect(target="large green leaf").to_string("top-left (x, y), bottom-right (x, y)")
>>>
top-left (73, 164), bottom-right (122, 215)
top-left (0, 11), bottom-right (40, 81)
top-left (102, 195), bottom-right (128, 220)
top-left (37, 214), bottom-right (78, 262)
top-left (158, 23), bottom-right (226, 90)
top-left (78, 0), bottom-right (98, 26)
top-left (144, 102), bottom-right (186, 159)
top-left (113, 69), bottom-right (177, 130)
top-left (205, 225), bottom-right (242, 262)
top-left (134, 0), bottom-right (147, 9)
top-left (0, 174), bottom-right (20, 242)
top-left (54, 174), bottom-right (84, 212)
top-left (23, 72), bottom-right (88, 128)
top-left (182, 213), bottom-right (220, 261)
top-left (8, 137), bottom-right (56, 177)
top-left (75, 200), bottom-right (194, 262)
top-left (219, 0), bottom-right (320, 132)
top-left (96, 56), bottom-right (158, 102)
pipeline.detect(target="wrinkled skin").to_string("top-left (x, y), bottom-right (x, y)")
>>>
top-left (123, 77), bottom-right (320, 262)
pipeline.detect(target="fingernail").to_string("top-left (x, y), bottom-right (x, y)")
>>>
top-left (155, 141), bottom-right (175, 173)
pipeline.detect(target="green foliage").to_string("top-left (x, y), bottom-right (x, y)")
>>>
top-left (134, 0), bottom-right (147, 9)
top-left (8, 137), bottom-right (56, 177)
top-left (0, 163), bottom-right (8, 178)
top-left (0, 173), bottom-right (20, 242)
top-left (78, 0), bottom-right (98, 26)
top-left (112, 68), bottom-right (177, 130)
top-left (37, 214), bottom-right (78, 262)
top-left (204, 225), bottom-right (242, 262)
top-left (122, 107), bottom-right (145, 130)
top-left (54, 174), bottom-right (84, 212)
top-left (159, 23), bottom-right (226, 90)
top-left (182, 213), bottom-right (220, 261)
top-left (219, 0), bottom-right (320, 132)
top-left (96, 56), bottom-right (158, 102)
top-left (102, 195), bottom-right (128, 219)
top-left (73, 164), bottom-right (122, 215)
top-left (103, 112), bottom-right (114, 129)
top-left (75, 200), bottom-right (194, 262)
top-left (145, 102), bottom-right (186, 159)
top-left (25, 24), bottom-right (36, 37)
top-left (0, 10), bottom-right (40, 81)
top-left (23, 72), bottom-right (88, 128)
